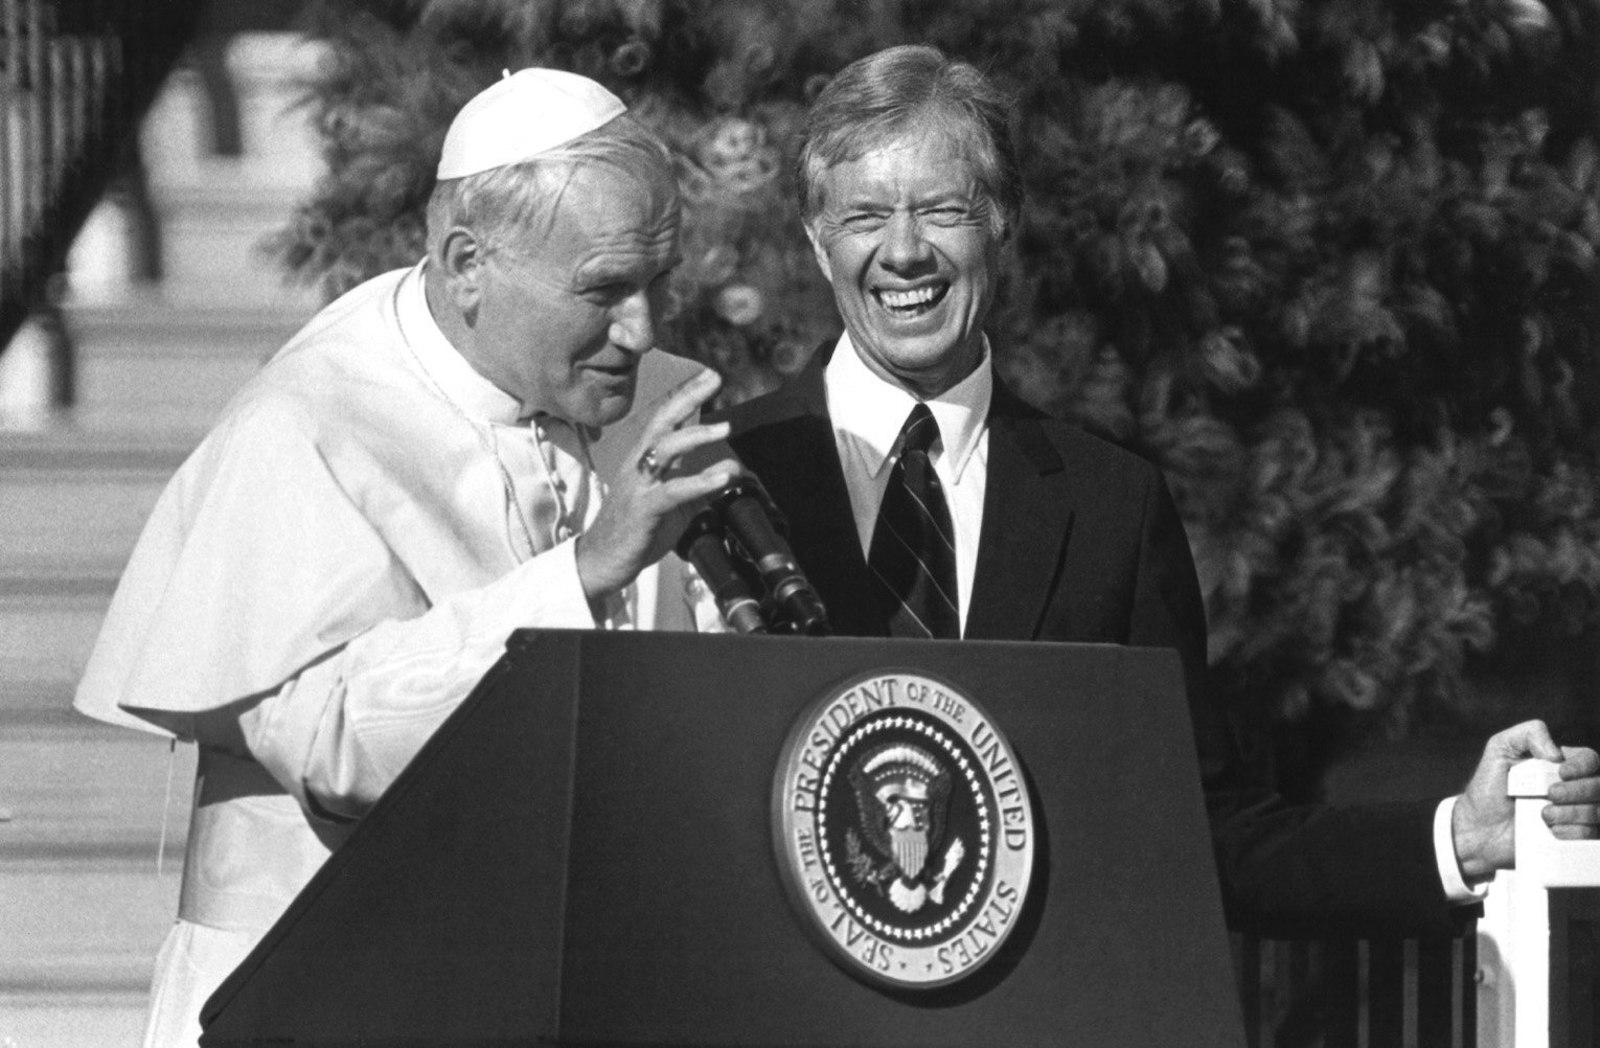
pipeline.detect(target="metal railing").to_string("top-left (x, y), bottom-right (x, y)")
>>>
top-left (0, 0), bottom-right (203, 361)
top-left (1239, 760), bottom-right (1600, 1047)
top-left (1236, 932), bottom-right (1477, 1047)
top-left (1477, 760), bottom-right (1600, 1048)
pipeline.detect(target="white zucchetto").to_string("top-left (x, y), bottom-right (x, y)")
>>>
top-left (436, 68), bottom-right (627, 180)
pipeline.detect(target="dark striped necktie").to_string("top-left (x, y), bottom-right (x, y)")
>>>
top-left (868, 403), bottom-right (960, 639)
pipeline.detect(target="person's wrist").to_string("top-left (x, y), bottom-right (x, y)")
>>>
top-left (1451, 796), bottom-right (1508, 880)
top-left (573, 533), bottom-right (604, 601)
top-left (574, 530), bottom-right (637, 608)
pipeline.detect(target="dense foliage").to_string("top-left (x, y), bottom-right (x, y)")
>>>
top-left (275, 0), bottom-right (1600, 746)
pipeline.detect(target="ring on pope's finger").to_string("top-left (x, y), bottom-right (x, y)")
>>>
top-left (638, 447), bottom-right (662, 478)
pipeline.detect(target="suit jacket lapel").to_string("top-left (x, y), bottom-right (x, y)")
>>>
top-left (730, 355), bottom-right (1076, 640)
top-left (964, 379), bottom-right (1076, 641)
top-left (726, 354), bottom-right (887, 637)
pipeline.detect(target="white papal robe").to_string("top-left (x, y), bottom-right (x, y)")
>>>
top-left (73, 263), bottom-right (701, 1047)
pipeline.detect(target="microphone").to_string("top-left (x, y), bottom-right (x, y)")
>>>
top-left (674, 507), bottom-right (767, 634)
top-left (709, 476), bottom-right (831, 636)
top-left (667, 436), bottom-right (830, 635)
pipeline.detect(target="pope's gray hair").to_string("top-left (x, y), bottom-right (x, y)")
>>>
top-left (426, 113), bottom-right (675, 260)
top-left (798, 45), bottom-right (1021, 240)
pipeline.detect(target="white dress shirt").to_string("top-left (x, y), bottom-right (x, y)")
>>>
top-left (824, 332), bottom-right (990, 633)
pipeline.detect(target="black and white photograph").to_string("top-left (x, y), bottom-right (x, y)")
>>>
top-left (3, 1), bottom-right (1599, 1045)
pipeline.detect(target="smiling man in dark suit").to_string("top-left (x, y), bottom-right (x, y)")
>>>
top-left (719, 43), bottom-right (1600, 937)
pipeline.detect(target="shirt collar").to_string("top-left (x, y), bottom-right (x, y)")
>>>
top-left (823, 331), bottom-right (992, 481)
top-left (396, 262), bottom-right (526, 425)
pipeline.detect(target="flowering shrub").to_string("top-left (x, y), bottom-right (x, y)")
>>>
top-left (277, 0), bottom-right (1600, 753)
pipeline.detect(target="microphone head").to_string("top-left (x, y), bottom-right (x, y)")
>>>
top-left (675, 506), bottom-right (770, 634)
top-left (688, 474), bottom-right (830, 637)
top-left (673, 506), bottom-right (723, 562)
top-left (777, 586), bottom-right (831, 636)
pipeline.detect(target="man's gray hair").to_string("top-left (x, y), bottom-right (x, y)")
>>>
top-left (426, 113), bottom-right (675, 260)
top-left (797, 45), bottom-right (1021, 239)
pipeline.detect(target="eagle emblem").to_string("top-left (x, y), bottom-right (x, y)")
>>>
top-left (773, 671), bottom-right (1035, 988)
top-left (845, 743), bottom-right (966, 913)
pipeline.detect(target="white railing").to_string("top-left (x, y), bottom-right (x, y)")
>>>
top-left (1477, 758), bottom-right (1600, 1048)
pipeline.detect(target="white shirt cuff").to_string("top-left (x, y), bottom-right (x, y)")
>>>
top-left (532, 537), bottom-right (598, 623)
top-left (1435, 795), bottom-right (1491, 904)
top-left (521, 535), bottom-right (643, 630)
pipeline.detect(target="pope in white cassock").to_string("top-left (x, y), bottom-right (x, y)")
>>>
top-left (73, 69), bottom-right (735, 1048)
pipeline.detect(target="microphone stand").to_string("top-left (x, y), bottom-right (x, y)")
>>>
top-left (674, 477), bottom-right (831, 636)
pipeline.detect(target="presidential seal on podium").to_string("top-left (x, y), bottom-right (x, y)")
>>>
top-left (772, 670), bottom-right (1037, 989)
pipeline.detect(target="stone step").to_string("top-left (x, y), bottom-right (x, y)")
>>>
top-left (143, 189), bottom-right (324, 312)
top-left (67, 31), bottom-right (326, 312)
top-left (0, 704), bottom-right (195, 855)
top-left (0, 590), bottom-right (112, 692)
top-left (0, 428), bottom-right (193, 692)
top-left (0, 33), bottom-right (321, 1048)
top-left (126, 32), bottom-right (327, 313)
top-left (0, 858), bottom-right (182, 995)
top-left (1, 427), bottom-right (193, 576)
top-left (2, 288), bottom-right (307, 432)
top-left (141, 33), bottom-right (326, 192)
top-left (0, 990), bottom-right (148, 1048)
top-left (6, 31), bottom-right (325, 422)
top-left (69, 178), bottom-right (324, 313)
top-left (0, 718), bottom-right (191, 1045)
top-left (64, 292), bottom-right (306, 432)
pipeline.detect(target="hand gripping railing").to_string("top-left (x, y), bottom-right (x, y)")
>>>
top-left (1476, 759), bottom-right (1600, 1048)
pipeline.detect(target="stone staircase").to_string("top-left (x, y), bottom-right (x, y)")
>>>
top-left (0, 32), bottom-right (323, 1047)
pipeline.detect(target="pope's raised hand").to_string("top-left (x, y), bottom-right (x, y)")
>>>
top-left (574, 367), bottom-right (740, 603)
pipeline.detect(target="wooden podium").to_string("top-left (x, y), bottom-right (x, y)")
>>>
top-left (199, 630), bottom-right (1244, 1047)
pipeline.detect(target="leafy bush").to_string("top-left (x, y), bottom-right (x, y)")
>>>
top-left (275, 0), bottom-right (1600, 746)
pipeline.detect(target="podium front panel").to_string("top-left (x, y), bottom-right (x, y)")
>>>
top-left (201, 631), bottom-right (1243, 1047)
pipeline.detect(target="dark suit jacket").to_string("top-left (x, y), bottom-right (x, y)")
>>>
top-left (721, 345), bottom-right (1468, 939)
